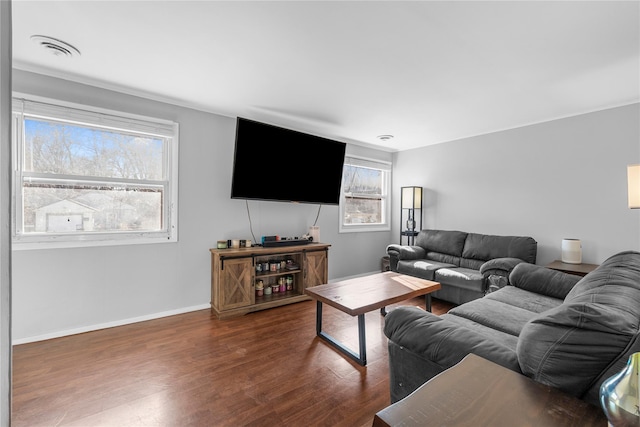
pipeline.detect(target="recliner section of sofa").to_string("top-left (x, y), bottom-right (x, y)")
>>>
top-left (383, 250), bottom-right (640, 407)
top-left (386, 229), bottom-right (537, 305)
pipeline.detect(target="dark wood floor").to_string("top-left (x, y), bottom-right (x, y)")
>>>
top-left (12, 296), bottom-right (454, 427)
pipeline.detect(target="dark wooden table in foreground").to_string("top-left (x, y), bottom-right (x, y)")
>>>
top-left (305, 271), bottom-right (441, 366)
top-left (372, 353), bottom-right (607, 427)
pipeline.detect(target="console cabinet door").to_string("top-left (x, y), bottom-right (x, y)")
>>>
top-left (219, 257), bottom-right (254, 311)
top-left (304, 250), bottom-right (328, 288)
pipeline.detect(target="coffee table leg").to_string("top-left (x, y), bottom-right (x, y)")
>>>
top-left (314, 301), bottom-right (367, 366)
top-left (316, 300), bottom-right (323, 335)
top-left (357, 314), bottom-right (367, 364)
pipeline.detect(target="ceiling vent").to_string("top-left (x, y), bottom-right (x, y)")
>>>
top-left (30, 35), bottom-right (81, 57)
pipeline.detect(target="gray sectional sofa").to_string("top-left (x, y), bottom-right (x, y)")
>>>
top-left (386, 229), bottom-right (537, 305)
top-left (383, 250), bottom-right (640, 407)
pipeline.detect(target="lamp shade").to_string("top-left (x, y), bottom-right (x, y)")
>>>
top-left (401, 186), bottom-right (422, 209)
top-left (628, 164), bottom-right (640, 209)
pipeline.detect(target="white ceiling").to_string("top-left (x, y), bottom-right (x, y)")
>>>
top-left (11, 1), bottom-right (640, 152)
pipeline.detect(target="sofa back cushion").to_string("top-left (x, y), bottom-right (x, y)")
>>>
top-left (516, 251), bottom-right (640, 403)
top-left (459, 258), bottom-right (484, 270)
top-left (510, 263), bottom-right (581, 300)
top-left (416, 230), bottom-right (468, 257)
top-left (462, 233), bottom-right (537, 264)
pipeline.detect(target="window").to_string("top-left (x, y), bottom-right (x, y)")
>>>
top-left (339, 155), bottom-right (391, 233)
top-left (12, 96), bottom-right (179, 248)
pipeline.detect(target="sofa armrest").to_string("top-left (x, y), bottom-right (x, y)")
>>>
top-left (509, 263), bottom-right (581, 300)
top-left (386, 244), bottom-right (426, 271)
top-left (384, 306), bottom-right (522, 372)
top-left (480, 257), bottom-right (526, 278)
top-left (386, 244), bottom-right (426, 260)
top-left (480, 257), bottom-right (528, 292)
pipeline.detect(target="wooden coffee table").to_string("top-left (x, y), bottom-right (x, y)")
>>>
top-left (372, 353), bottom-right (607, 426)
top-left (304, 272), bottom-right (441, 366)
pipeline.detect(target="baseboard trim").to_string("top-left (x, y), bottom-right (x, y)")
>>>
top-left (12, 303), bottom-right (212, 345)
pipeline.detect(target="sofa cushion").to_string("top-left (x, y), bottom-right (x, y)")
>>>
top-left (462, 233), bottom-right (537, 264)
top-left (384, 306), bottom-right (522, 373)
top-left (517, 251), bottom-right (640, 399)
top-left (434, 267), bottom-right (484, 292)
top-left (510, 263), bottom-right (581, 300)
top-left (484, 285), bottom-right (564, 314)
top-left (397, 259), bottom-right (457, 281)
top-left (416, 229), bottom-right (467, 257)
top-left (448, 297), bottom-right (539, 337)
top-left (440, 313), bottom-right (520, 351)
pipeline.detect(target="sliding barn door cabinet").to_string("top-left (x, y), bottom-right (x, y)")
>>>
top-left (210, 243), bottom-right (330, 318)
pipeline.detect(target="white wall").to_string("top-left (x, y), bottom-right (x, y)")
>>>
top-left (11, 70), bottom-right (393, 343)
top-left (13, 69), bottom-right (638, 344)
top-left (393, 103), bottom-right (640, 266)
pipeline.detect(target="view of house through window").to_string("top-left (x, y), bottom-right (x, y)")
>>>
top-left (13, 97), bottom-right (178, 246)
top-left (340, 156), bottom-right (391, 232)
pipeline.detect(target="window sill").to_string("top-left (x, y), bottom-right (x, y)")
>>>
top-left (339, 225), bottom-right (391, 233)
top-left (12, 233), bottom-right (177, 250)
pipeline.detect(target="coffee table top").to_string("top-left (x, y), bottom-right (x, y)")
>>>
top-left (373, 353), bottom-right (607, 426)
top-left (305, 271), bottom-right (441, 316)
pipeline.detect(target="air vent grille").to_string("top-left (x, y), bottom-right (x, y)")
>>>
top-left (30, 35), bottom-right (81, 57)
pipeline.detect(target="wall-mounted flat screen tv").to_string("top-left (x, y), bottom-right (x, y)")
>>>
top-left (231, 117), bottom-right (347, 205)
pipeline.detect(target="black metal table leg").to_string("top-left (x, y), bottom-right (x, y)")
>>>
top-left (357, 314), bottom-right (366, 365)
top-left (316, 300), bottom-right (323, 334)
top-left (314, 301), bottom-right (367, 366)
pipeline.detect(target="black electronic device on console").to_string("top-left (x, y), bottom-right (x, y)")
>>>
top-left (261, 235), bottom-right (312, 247)
top-left (262, 239), bottom-right (311, 248)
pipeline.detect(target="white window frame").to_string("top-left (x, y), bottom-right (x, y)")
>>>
top-left (339, 155), bottom-right (391, 233)
top-left (11, 94), bottom-right (179, 249)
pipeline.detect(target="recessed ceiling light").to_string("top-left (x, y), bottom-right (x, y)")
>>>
top-left (377, 135), bottom-right (394, 141)
top-left (30, 35), bottom-right (81, 57)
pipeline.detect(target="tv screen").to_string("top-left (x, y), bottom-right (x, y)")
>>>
top-left (231, 118), bottom-right (347, 205)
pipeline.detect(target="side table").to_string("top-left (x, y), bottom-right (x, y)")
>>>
top-left (546, 260), bottom-right (599, 277)
top-left (372, 353), bottom-right (606, 427)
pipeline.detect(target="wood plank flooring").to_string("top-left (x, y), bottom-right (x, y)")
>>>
top-left (12, 297), bottom-right (454, 427)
